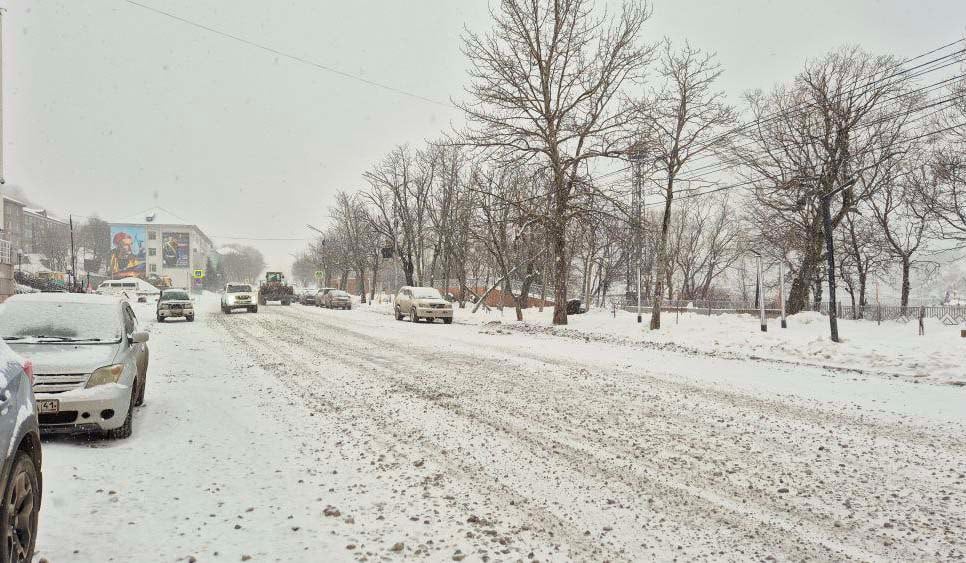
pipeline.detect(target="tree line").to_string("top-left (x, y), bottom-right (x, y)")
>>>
top-left (294, 0), bottom-right (966, 326)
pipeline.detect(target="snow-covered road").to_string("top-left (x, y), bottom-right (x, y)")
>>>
top-left (35, 295), bottom-right (966, 561)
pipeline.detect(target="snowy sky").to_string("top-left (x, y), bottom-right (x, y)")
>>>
top-left (4, 0), bottom-right (965, 273)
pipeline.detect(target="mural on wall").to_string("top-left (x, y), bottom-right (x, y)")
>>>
top-left (162, 232), bottom-right (190, 268)
top-left (109, 225), bottom-right (146, 278)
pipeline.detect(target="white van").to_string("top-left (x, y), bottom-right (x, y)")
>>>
top-left (96, 278), bottom-right (161, 300)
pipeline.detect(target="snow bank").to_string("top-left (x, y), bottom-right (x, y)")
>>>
top-left (354, 298), bottom-right (966, 386)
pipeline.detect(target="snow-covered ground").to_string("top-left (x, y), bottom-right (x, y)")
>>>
top-left (34, 293), bottom-right (966, 561)
top-left (365, 295), bottom-right (966, 386)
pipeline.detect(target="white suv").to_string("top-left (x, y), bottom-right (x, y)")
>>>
top-left (222, 283), bottom-right (258, 314)
top-left (394, 286), bottom-right (453, 324)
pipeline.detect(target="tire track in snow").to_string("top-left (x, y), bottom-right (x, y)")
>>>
top-left (218, 305), bottom-right (966, 560)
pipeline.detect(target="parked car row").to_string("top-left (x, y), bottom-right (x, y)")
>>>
top-left (297, 287), bottom-right (353, 309)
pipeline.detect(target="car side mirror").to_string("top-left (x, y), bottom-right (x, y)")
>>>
top-left (130, 331), bottom-right (149, 344)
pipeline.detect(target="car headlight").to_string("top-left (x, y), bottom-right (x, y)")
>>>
top-left (87, 364), bottom-right (125, 388)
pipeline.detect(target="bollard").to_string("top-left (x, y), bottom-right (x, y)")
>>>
top-left (961, 329), bottom-right (966, 338)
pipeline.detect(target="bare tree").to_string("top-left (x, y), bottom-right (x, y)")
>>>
top-left (459, 0), bottom-right (654, 324)
top-left (640, 41), bottom-right (737, 329)
top-left (836, 210), bottom-right (888, 316)
top-left (869, 162), bottom-right (933, 309)
top-left (736, 46), bottom-right (920, 314)
top-left (363, 145), bottom-right (435, 286)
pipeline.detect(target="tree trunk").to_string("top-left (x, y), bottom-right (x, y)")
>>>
top-left (551, 221), bottom-right (569, 325)
top-left (358, 269), bottom-right (367, 303)
top-left (401, 257), bottom-right (415, 287)
top-left (650, 179), bottom-right (674, 330)
top-left (900, 256), bottom-right (911, 312)
top-left (786, 225), bottom-right (823, 315)
top-left (369, 259), bottom-right (378, 303)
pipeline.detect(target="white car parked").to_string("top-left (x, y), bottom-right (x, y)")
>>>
top-left (221, 282), bottom-right (258, 313)
top-left (394, 286), bottom-right (454, 324)
top-left (0, 293), bottom-right (150, 439)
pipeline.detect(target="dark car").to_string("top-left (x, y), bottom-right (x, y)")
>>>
top-left (157, 288), bottom-right (195, 322)
top-left (0, 340), bottom-right (42, 562)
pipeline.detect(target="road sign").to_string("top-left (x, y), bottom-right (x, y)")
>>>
top-left (314, 271), bottom-right (324, 279)
top-left (193, 269), bottom-right (205, 279)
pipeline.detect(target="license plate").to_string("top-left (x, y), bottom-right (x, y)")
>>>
top-left (37, 399), bottom-right (59, 414)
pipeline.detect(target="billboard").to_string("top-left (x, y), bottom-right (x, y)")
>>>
top-left (162, 232), bottom-right (190, 268)
top-left (110, 225), bottom-right (146, 278)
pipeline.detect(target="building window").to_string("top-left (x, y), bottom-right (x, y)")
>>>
top-left (148, 248), bottom-right (157, 256)
top-left (149, 264), bottom-right (157, 273)
top-left (148, 231), bottom-right (158, 241)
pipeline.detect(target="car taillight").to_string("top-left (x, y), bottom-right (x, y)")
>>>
top-left (22, 359), bottom-right (34, 385)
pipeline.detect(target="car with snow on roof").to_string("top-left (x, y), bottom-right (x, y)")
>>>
top-left (0, 293), bottom-right (150, 439)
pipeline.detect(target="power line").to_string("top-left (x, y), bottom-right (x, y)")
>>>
top-left (642, 121), bottom-right (966, 209)
top-left (595, 69), bottom-right (965, 193)
top-left (592, 39), bottom-right (966, 186)
top-left (122, 0), bottom-right (455, 109)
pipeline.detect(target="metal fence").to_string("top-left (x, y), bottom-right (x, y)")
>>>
top-left (610, 295), bottom-right (783, 317)
top-left (819, 302), bottom-right (966, 324)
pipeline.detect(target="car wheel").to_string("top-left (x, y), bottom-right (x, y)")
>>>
top-left (157, 315), bottom-right (163, 323)
top-left (0, 451), bottom-right (40, 563)
top-left (251, 306), bottom-right (258, 314)
top-left (410, 307), bottom-right (418, 323)
top-left (443, 317), bottom-right (453, 325)
top-left (187, 315), bottom-right (194, 322)
top-left (105, 390), bottom-right (135, 440)
top-left (395, 307), bottom-right (403, 321)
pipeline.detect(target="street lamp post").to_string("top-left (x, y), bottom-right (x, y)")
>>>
top-left (798, 176), bottom-right (858, 344)
top-left (778, 261), bottom-right (787, 329)
top-left (749, 250), bottom-right (767, 332)
top-left (819, 193), bottom-right (840, 343)
top-left (628, 147), bottom-right (647, 323)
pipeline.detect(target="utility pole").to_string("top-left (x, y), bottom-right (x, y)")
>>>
top-left (778, 261), bottom-right (787, 328)
top-left (629, 147), bottom-right (646, 323)
top-left (0, 7), bottom-right (5, 186)
top-left (69, 215), bottom-right (77, 291)
top-left (751, 250), bottom-right (766, 332)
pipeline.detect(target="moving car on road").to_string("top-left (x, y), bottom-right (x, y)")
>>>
top-left (394, 286), bottom-right (454, 324)
top-left (322, 289), bottom-right (352, 310)
top-left (300, 287), bottom-right (322, 306)
top-left (0, 341), bottom-right (42, 563)
top-left (222, 283), bottom-right (257, 313)
top-left (0, 293), bottom-right (150, 439)
top-left (156, 288), bottom-right (195, 322)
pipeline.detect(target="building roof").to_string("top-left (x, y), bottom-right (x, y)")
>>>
top-left (113, 206), bottom-right (193, 226)
top-left (111, 206), bottom-right (213, 247)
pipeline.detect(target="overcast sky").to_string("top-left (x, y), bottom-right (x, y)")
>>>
top-left (4, 0), bottom-right (965, 272)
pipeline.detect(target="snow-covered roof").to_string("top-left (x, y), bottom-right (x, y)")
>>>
top-left (113, 206), bottom-right (193, 227)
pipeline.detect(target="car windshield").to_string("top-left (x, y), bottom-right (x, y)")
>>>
top-left (331, 291), bottom-right (349, 297)
top-left (0, 301), bottom-right (121, 342)
top-left (412, 288), bottom-right (442, 299)
top-left (162, 291), bottom-right (189, 301)
top-left (227, 284), bottom-right (252, 293)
